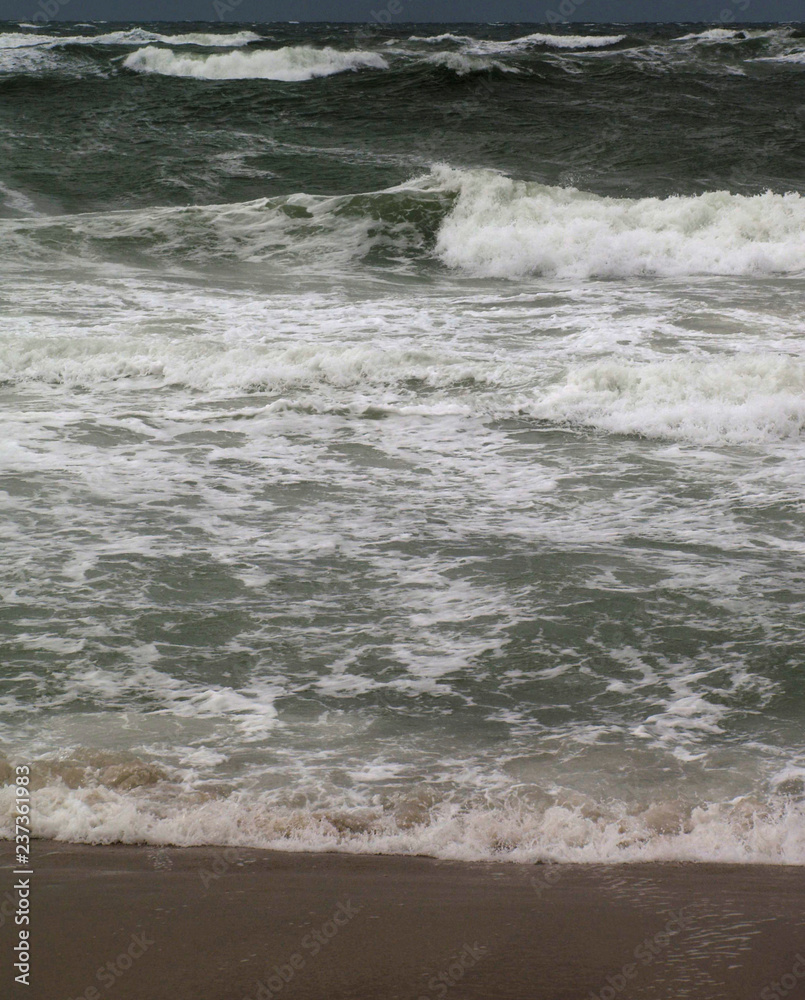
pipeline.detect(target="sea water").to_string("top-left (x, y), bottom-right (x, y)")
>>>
top-left (1, 20), bottom-right (804, 862)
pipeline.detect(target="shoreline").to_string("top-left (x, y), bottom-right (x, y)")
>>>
top-left (3, 841), bottom-right (804, 1000)
top-left (8, 835), bottom-right (805, 867)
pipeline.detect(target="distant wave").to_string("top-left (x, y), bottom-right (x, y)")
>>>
top-left (674, 26), bottom-right (795, 42)
top-left (409, 31), bottom-right (627, 50)
top-left (755, 51), bottom-right (805, 64)
top-left (2, 26), bottom-right (804, 80)
top-left (675, 27), bottom-right (752, 42)
top-left (408, 32), bottom-right (476, 44)
top-left (0, 28), bottom-right (263, 49)
top-left (0, 46), bottom-right (95, 77)
top-left (490, 31), bottom-right (627, 50)
top-left (123, 45), bottom-right (389, 81)
top-left (422, 51), bottom-right (518, 75)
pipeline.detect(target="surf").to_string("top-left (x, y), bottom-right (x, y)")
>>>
top-left (122, 44), bottom-right (389, 81)
top-left (3, 167), bottom-right (804, 280)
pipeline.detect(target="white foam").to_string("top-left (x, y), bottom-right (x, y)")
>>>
top-left (431, 166), bottom-right (805, 279)
top-left (2, 776), bottom-right (804, 864)
top-left (123, 45), bottom-right (388, 81)
top-left (408, 33), bottom-right (475, 44)
top-left (0, 28), bottom-right (263, 48)
top-left (409, 31), bottom-right (625, 51)
top-left (94, 29), bottom-right (263, 47)
top-left (1, 323), bottom-right (802, 446)
top-left (675, 27), bottom-right (792, 43)
top-left (527, 355), bottom-right (805, 445)
top-left (0, 46), bottom-right (61, 75)
top-left (6, 167), bottom-right (805, 281)
top-left (423, 51), bottom-right (512, 75)
top-left (0, 660), bottom-right (281, 737)
top-left (675, 28), bottom-right (747, 42)
top-left (0, 181), bottom-right (39, 217)
top-left (0, 32), bottom-right (56, 48)
top-left (0, 334), bottom-right (519, 396)
top-left (755, 51), bottom-right (805, 65)
top-left (505, 31), bottom-right (626, 49)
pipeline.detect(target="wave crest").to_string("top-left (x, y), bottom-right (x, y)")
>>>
top-left (408, 31), bottom-right (627, 51)
top-left (123, 45), bottom-right (389, 81)
top-left (432, 166), bottom-right (805, 279)
top-left (528, 355), bottom-right (805, 445)
top-left (4, 168), bottom-right (805, 282)
top-left (0, 28), bottom-right (263, 49)
top-left (2, 767), bottom-right (804, 863)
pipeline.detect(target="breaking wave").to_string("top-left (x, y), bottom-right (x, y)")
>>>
top-left (4, 166), bottom-right (804, 280)
top-left (1, 331), bottom-right (803, 445)
top-left (526, 355), bottom-right (805, 446)
top-left (122, 44), bottom-right (389, 80)
top-left (409, 31), bottom-right (627, 50)
top-left (756, 51), bottom-right (805, 64)
top-left (674, 26), bottom-right (797, 43)
top-left (431, 167), bottom-right (805, 279)
top-left (1, 756), bottom-right (804, 863)
top-left (0, 28), bottom-right (263, 48)
top-left (2, 26), bottom-right (804, 81)
top-left (421, 51), bottom-right (517, 75)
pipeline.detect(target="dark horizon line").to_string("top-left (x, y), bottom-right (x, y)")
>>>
top-left (3, 17), bottom-right (803, 23)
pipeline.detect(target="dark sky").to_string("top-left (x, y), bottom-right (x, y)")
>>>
top-left (0, 0), bottom-right (800, 21)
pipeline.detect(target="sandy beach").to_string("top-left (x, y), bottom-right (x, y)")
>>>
top-left (2, 841), bottom-right (804, 1000)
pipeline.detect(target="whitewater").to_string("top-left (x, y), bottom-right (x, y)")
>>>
top-left (1, 19), bottom-right (804, 865)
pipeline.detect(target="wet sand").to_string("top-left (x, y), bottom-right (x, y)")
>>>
top-left (2, 841), bottom-right (804, 1000)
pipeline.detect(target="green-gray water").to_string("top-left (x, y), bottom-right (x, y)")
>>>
top-left (1, 21), bottom-right (805, 861)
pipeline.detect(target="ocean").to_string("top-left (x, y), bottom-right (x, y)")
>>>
top-left (1, 19), bottom-right (804, 864)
